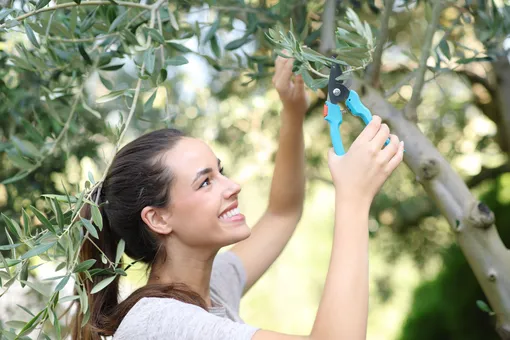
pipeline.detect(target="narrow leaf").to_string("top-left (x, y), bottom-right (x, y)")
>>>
top-left (73, 259), bottom-right (96, 273)
top-left (24, 22), bottom-right (40, 48)
top-left (167, 42), bottom-right (192, 53)
top-left (165, 55), bottom-right (188, 66)
top-left (115, 239), bottom-right (125, 264)
top-left (202, 17), bottom-right (220, 44)
top-left (59, 295), bottom-right (80, 303)
top-left (20, 280), bottom-right (50, 296)
top-left (96, 89), bottom-right (128, 104)
top-left (90, 275), bottom-right (116, 294)
top-left (225, 36), bottom-right (251, 50)
top-left (144, 47), bottom-right (155, 75)
top-left (91, 205), bottom-right (103, 230)
top-left (30, 206), bottom-right (57, 234)
top-left (55, 275), bottom-right (70, 292)
top-left (144, 90), bottom-right (157, 113)
top-left (20, 242), bottom-right (55, 260)
top-left (80, 218), bottom-right (98, 238)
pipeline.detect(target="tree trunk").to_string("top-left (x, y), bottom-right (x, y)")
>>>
top-left (351, 80), bottom-right (510, 339)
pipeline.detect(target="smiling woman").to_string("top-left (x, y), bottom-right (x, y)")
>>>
top-left (73, 55), bottom-right (403, 340)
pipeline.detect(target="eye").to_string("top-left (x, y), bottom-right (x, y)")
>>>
top-left (200, 177), bottom-right (211, 188)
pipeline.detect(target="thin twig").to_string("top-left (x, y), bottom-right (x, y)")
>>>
top-left (405, 0), bottom-right (444, 121)
top-left (367, 0), bottom-right (394, 88)
top-left (48, 33), bottom-right (120, 44)
top-left (0, 1), bottom-right (151, 28)
top-left (384, 69), bottom-right (416, 98)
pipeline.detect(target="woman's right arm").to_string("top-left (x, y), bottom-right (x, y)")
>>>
top-left (252, 116), bottom-right (404, 340)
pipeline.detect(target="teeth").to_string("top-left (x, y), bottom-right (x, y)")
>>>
top-left (220, 207), bottom-right (240, 219)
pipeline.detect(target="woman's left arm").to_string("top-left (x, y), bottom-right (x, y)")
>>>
top-left (231, 56), bottom-right (308, 294)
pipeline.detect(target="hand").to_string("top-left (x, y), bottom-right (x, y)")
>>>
top-left (272, 55), bottom-right (309, 116)
top-left (327, 116), bottom-right (404, 206)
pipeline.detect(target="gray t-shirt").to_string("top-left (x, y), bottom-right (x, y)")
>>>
top-left (113, 251), bottom-right (259, 339)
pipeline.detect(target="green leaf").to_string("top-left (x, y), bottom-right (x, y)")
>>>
top-left (88, 171), bottom-right (95, 184)
top-left (16, 304), bottom-right (35, 317)
top-left (144, 47), bottom-right (155, 75)
top-left (5, 321), bottom-right (27, 329)
top-left (10, 136), bottom-right (40, 159)
top-left (20, 261), bottom-right (29, 287)
top-left (55, 275), bottom-right (70, 292)
top-left (165, 55), bottom-right (188, 66)
top-left (224, 35), bottom-right (251, 50)
top-left (41, 194), bottom-right (77, 203)
top-left (0, 243), bottom-right (21, 250)
top-left (17, 308), bottom-right (44, 337)
top-left (99, 75), bottom-right (114, 91)
top-left (70, 7), bottom-right (77, 33)
top-left (210, 35), bottom-right (221, 59)
top-left (80, 218), bottom-right (98, 239)
top-left (80, 7), bottom-right (97, 33)
top-left (146, 27), bottom-right (165, 44)
top-left (20, 280), bottom-right (50, 296)
top-left (96, 89), bottom-right (128, 104)
top-left (0, 8), bottom-right (14, 21)
top-left (100, 63), bottom-right (125, 71)
top-left (82, 98), bottom-right (102, 118)
top-left (24, 22), bottom-right (40, 48)
top-left (21, 208), bottom-right (30, 237)
top-left (157, 68), bottom-right (168, 85)
top-left (20, 242), bottom-right (55, 260)
top-left (476, 300), bottom-right (495, 315)
top-left (108, 8), bottom-right (129, 32)
top-left (50, 198), bottom-right (64, 231)
top-left (144, 89), bottom-right (157, 113)
top-left (300, 68), bottom-right (315, 90)
top-left (59, 295), bottom-right (80, 303)
top-left (91, 205), bottom-right (103, 230)
top-left (78, 44), bottom-right (92, 65)
top-left (30, 206), bottom-right (57, 234)
top-left (0, 258), bottom-right (21, 269)
top-left (73, 259), bottom-right (97, 273)
top-left (439, 39), bottom-right (450, 60)
top-left (167, 42), bottom-right (192, 53)
top-left (203, 17), bottom-right (220, 44)
top-left (456, 56), bottom-right (493, 64)
top-left (6, 151), bottom-right (33, 170)
top-left (90, 275), bottom-right (117, 294)
top-left (2, 213), bottom-right (22, 239)
top-left (115, 239), bottom-right (125, 264)
top-left (73, 0), bottom-right (81, 4)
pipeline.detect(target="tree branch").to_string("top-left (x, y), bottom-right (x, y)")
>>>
top-left (366, 0), bottom-right (394, 88)
top-left (467, 163), bottom-right (510, 188)
top-left (0, 1), bottom-right (151, 28)
top-left (404, 0), bottom-right (444, 122)
top-left (319, 0), bottom-right (336, 55)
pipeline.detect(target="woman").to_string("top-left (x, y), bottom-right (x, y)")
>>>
top-left (74, 56), bottom-right (404, 340)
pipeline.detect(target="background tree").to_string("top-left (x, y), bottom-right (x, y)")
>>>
top-left (0, 0), bottom-right (509, 339)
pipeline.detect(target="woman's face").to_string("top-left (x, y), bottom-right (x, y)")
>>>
top-left (163, 137), bottom-right (251, 249)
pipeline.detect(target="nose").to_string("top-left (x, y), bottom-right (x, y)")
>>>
top-left (222, 178), bottom-right (241, 199)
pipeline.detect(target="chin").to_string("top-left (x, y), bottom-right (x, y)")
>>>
top-left (222, 222), bottom-right (251, 246)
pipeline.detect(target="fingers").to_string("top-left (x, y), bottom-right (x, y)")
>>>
top-left (372, 123), bottom-right (390, 149)
top-left (274, 58), bottom-right (293, 91)
top-left (379, 134), bottom-right (400, 162)
top-left (384, 140), bottom-right (404, 173)
top-left (357, 115), bottom-right (382, 142)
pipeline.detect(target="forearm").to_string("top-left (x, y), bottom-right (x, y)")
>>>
top-left (311, 198), bottom-right (370, 340)
top-left (267, 109), bottom-right (305, 216)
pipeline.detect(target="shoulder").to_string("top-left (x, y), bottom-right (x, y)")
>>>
top-left (114, 297), bottom-right (258, 340)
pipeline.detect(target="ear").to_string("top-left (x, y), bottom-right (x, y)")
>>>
top-left (141, 206), bottom-right (172, 235)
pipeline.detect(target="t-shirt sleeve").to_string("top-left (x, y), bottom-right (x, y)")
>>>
top-left (210, 250), bottom-right (247, 312)
top-left (113, 297), bottom-right (258, 340)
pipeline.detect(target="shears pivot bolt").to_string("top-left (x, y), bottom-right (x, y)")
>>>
top-left (332, 88), bottom-right (341, 96)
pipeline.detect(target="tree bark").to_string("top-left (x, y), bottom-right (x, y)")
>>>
top-left (351, 80), bottom-right (510, 339)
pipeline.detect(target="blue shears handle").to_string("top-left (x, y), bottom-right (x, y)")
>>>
top-left (324, 90), bottom-right (390, 156)
top-left (323, 101), bottom-right (344, 155)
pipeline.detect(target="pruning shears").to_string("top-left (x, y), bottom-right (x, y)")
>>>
top-left (323, 61), bottom-right (391, 156)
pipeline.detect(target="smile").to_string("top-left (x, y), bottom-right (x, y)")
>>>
top-left (219, 207), bottom-right (241, 220)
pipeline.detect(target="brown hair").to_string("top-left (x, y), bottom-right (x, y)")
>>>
top-left (71, 128), bottom-right (207, 340)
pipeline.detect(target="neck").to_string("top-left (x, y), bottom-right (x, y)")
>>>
top-left (147, 244), bottom-right (218, 308)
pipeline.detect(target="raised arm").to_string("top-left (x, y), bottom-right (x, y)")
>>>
top-left (251, 117), bottom-right (404, 340)
top-left (230, 55), bottom-right (308, 293)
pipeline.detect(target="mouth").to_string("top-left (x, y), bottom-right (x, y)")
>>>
top-left (219, 202), bottom-right (245, 223)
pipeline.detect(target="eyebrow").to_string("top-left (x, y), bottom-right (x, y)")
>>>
top-left (191, 159), bottom-right (221, 186)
